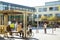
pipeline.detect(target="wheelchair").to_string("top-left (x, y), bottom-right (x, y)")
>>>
top-left (27, 29), bottom-right (34, 37)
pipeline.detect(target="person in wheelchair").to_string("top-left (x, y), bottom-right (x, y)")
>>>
top-left (27, 25), bottom-right (32, 35)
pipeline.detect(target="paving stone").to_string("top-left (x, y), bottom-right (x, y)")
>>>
top-left (0, 37), bottom-right (5, 40)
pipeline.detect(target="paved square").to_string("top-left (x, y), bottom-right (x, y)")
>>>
top-left (0, 28), bottom-right (60, 40)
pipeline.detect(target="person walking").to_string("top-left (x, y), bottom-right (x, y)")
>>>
top-left (43, 23), bottom-right (47, 34)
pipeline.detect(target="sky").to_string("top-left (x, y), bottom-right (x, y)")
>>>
top-left (0, 0), bottom-right (58, 7)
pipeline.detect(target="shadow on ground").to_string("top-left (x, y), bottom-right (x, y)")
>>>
top-left (0, 37), bottom-right (5, 40)
top-left (5, 37), bottom-right (39, 40)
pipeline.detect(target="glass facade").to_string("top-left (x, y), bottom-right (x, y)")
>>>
top-left (44, 14), bottom-right (52, 17)
top-left (0, 1), bottom-right (36, 25)
top-left (0, 14), bottom-right (4, 25)
top-left (38, 8), bottom-right (47, 12)
top-left (0, 4), bottom-right (4, 10)
top-left (45, 1), bottom-right (60, 6)
top-left (8, 14), bottom-right (23, 23)
top-left (38, 14), bottom-right (41, 18)
top-left (34, 14), bottom-right (37, 18)
top-left (0, 1), bottom-right (35, 12)
top-left (55, 14), bottom-right (60, 18)
top-left (44, 14), bottom-right (47, 16)
top-left (47, 14), bottom-right (52, 17)
top-left (49, 7), bottom-right (59, 11)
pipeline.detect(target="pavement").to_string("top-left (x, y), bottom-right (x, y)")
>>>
top-left (0, 37), bottom-right (5, 40)
top-left (33, 28), bottom-right (60, 40)
top-left (0, 28), bottom-right (60, 40)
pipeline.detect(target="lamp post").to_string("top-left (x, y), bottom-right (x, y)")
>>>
top-left (36, 14), bottom-right (39, 33)
top-left (32, 14), bottom-right (33, 26)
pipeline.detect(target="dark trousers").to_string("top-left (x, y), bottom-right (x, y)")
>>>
top-left (19, 30), bottom-right (24, 37)
top-left (44, 28), bottom-right (46, 34)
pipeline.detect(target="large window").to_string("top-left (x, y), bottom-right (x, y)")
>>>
top-left (38, 8), bottom-right (42, 12)
top-left (8, 15), bottom-right (23, 22)
top-left (49, 7), bottom-right (53, 11)
top-left (47, 14), bottom-right (52, 17)
top-left (44, 14), bottom-right (47, 16)
top-left (55, 14), bottom-right (60, 18)
top-left (0, 14), bottom-right (4, 25)
top-left (33, 14), bottom-right (37, 18)
top-left (15, 7), bottom-right (20, 10)
top-left (49, 7), bottom-right (58, 11)
top-left (22, 8), bottom-right (26, 11)
top-left (0, 4), bottom-right (4, 10)
top-left (44, 14), bottom-right (52, 17)
top-left (38, 14), bottom-right (41, 18)
top-left (8, 15), bottom-right (14, 21)
top-left (38, 8), bottom-right (47, 12)
top-left (0, 4), bottom-right (10, 10)
top-left (20, 7), bottom-right (23, 10)
top-left (29, 9), bottom-right (31, 12)
top-left (53, 7), bottom-right (58, 11)
top-left (3, 5), bottom-right (7, 10)
top-left (10, 6), bottom-right (16, 10)
top-left (43, 8), bottom-right (47, 11)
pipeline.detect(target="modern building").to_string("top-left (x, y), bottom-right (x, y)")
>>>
top-left (0, 1), bottom-right (36, 34)
top-left (35, 1), bottom-right (60, 21)
top-left (0, 1), bottom-right (60, 31)
top-left (0, 1), bottom-right (35, 25)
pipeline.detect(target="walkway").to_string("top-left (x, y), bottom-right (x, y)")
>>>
top-left (0, 28), bottom-right (60, 40)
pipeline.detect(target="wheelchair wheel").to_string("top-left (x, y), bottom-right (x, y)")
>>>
top-left (28, 32), bottom-right (34, 37)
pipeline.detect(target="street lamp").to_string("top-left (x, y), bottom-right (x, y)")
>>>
top-left (32, 14), bottom-right (33, 26)
top-left (36, 14), bottom-right (39, 33)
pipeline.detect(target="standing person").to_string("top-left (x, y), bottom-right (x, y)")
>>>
top-left (43, 23), bottom-right (47, 34)
top-left (15, 21), bottom-right (18, 31)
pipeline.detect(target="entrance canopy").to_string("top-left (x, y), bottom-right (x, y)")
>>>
top-left (0, 10), bottom-right (34, 14)
top-left (0, 10), bottom-right (34, 38)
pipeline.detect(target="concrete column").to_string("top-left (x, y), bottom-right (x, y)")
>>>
top-left (23, 12), bottom-right (27, 38)
top-left (47, 7), bottom-right (49, 12)
top-left (4, 13), bottom-right (8, 25)
top-left (53, 14), bottom-right (55, 17)
top-left (58, 5), bottom-right (60, 11)
top-left (0, 15), bottom-right (1, 25)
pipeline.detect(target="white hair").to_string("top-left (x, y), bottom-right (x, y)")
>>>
top-left (20, 23), bottom-right (22, 25)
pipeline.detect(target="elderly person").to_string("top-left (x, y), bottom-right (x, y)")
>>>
top-left (17, 22), bottom-right (24, 37)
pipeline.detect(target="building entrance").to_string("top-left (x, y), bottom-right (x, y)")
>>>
top-left (8, 14), bottom-right (23, 23)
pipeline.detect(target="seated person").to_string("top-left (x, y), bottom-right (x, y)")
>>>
top-left (10, 23), bottom-right (15, 30)
top-left (27, 25), bottom-right (32, 35)
top-left (6, 25), bottom-right (11, 32)
top-left (17, 22), bottom-right (24, 37)
top-left (6, 25), bottom-right (12, 37)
